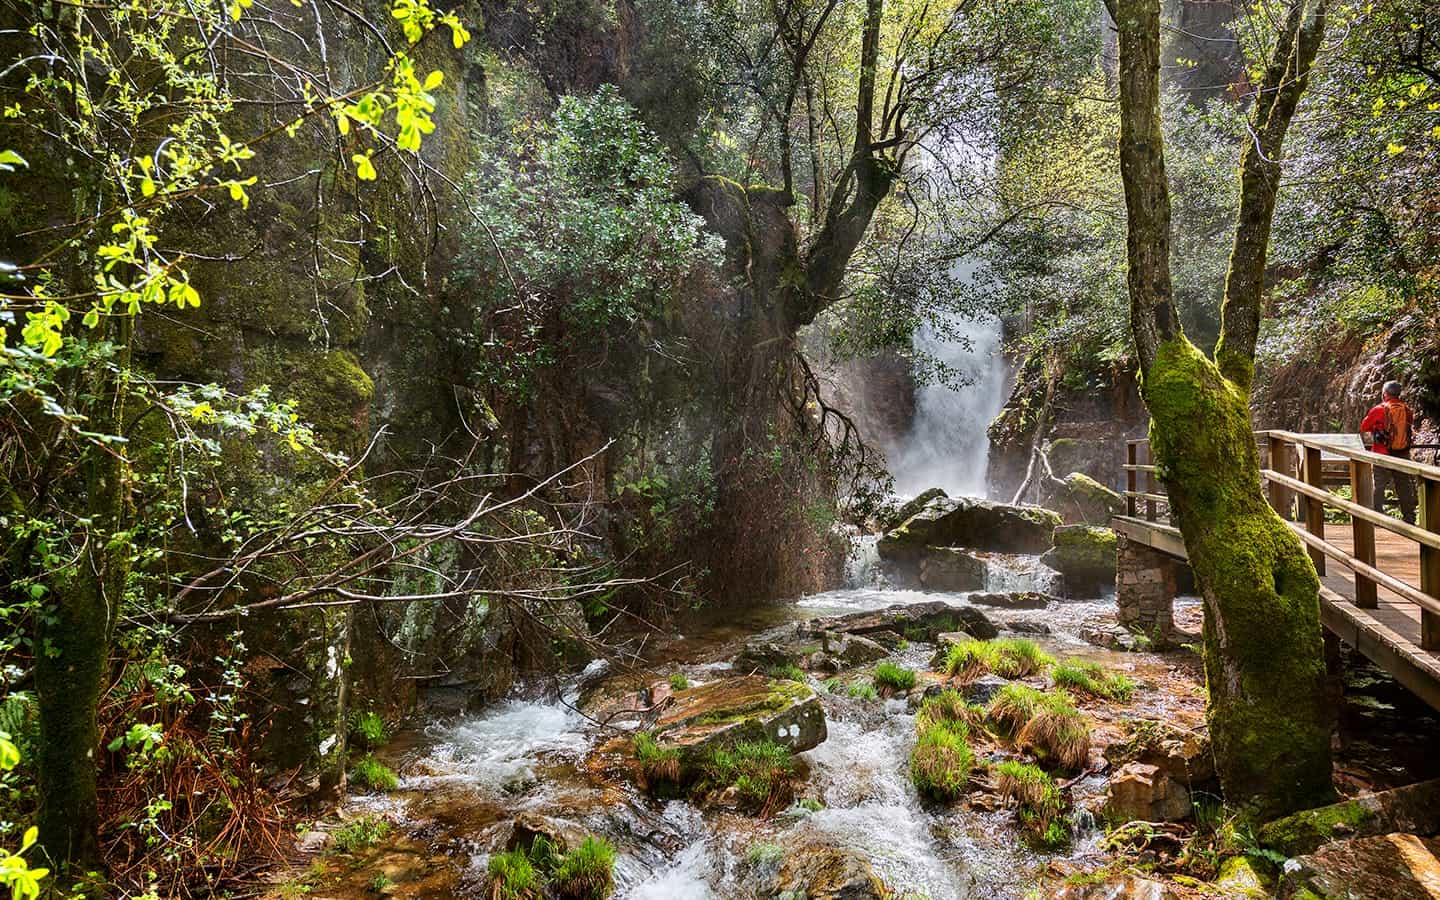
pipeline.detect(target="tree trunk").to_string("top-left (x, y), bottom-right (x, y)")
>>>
top-left (1144, 338), bottom-right (1333, 818)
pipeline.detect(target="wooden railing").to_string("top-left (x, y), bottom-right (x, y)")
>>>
top-left (1122, 431), bottom-right (1440, 650)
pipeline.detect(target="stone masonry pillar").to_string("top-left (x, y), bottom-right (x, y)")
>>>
top-left (1116, 532), bottom-right (1177, 648)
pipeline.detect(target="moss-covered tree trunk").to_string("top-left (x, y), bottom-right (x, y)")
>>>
top-left (1110, 0), bottom-right (1333, 818)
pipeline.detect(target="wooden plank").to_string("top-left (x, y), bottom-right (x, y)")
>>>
top-left (1144, 443), bottom-right (1157, 522)
top-left (1303, 445), bottom-right (1326, 574)
top-left (1262, 469), bottom-right (1440, 551)
top-left (1287, 523), bottom-right (1440, 617)
top-left (1319, 584), bottom-right (1440, 713)
top-left (1422, 479), bottom-right (1440, 650)
top-left (1111, 516), bottom-right (1188, 559)
top-left (1350, 458), bottom-right (1378, 608)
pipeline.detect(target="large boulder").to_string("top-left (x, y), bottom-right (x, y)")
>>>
top-left (772, 844), bottom-right (891, 899)
top-left (1105, 762), bottom-right (1192, 823)
top-left (883, 487), bottom-right (950, 531)
top-left (1041, 525), bottom-right (1118, 598)
top-left (651, 675), bottom-right (827, 755)
top-left (968, 591), bottom-right (1055, 610)
top-left (733, 642), bottom-right (798, 674)
top-left (1258, 777), bottom-right (1440, 858)
top-left (1104, 720), bottom-right (1215, 786)
top-left (803, 600), bottom-right (998, 643)
top-left (1052, 875), bottom-right (1181, 899)
top-left (917, 547), bottom-right (987, 591)
top-left (878, 497), bottom-right (1062, 558)
top-left (1046, 472), bottom-right (1125, 525)
top-left (1279, 833), bottom-right (1440, 899)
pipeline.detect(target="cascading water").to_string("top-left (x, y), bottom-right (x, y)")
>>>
top-left (888, 307), bottom-right (1008, 500)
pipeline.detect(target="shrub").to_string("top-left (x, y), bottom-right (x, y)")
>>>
top-left (910, 721), bottom-right (974, 801)
top-left (349, 711), bottom-right (388, 750)
top-left (632, 731), bottom-right (682, 789)
top-left (1052, 661), bottom-right (1136, 701)
top-left (486, 849), bottom-right (542, 900)
top-left (668, 672), bottom-right (690, 691)
top-left (351, 756), bottom-right (399, 791)
top-left (846, 681), bottom-right (879, 701)
top-left (331, 816), bottom-right (390, 853)
top-left (873, 661), bottom-right (917, 694)
top-left (699, 740), bottom-right (796, 813)
top-left (551, 835), bottom-right (617, 900)
top-left (995, 760), bottom-right (1068, 848)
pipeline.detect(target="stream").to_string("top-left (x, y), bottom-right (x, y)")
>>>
top-left (311, 540), bottom-right (1213, 899)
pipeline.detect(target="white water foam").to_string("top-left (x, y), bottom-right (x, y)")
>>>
top-left (406, 700), bottom-right (589, 791)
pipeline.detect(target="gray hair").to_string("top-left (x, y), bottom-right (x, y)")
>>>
top-left (1383, 380), bottom-right (1402, 398)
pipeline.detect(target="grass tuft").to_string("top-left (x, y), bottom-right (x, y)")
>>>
top-left (350, 756), bottom-right (399, 791)
top-left (699, 740), bottom-right (797, 814)
top-left (987, 685), bottom-right (1091, 771)
top-left (331, 816), bottom-right (390, 854)
top-left (915, 688), bottom-right (987, 735)
top-left (486, 848), bottom-right (542, 900)
top-left (909, 720), bottom-right (974, 801)
top-left (1051, 661), bottom-right (1135, 701)
top-left (349, 710), bottom-right (388, 750)
top-left (667, 672), bottom-right (690, 691)
top-left (846, 681), bottom-right (879, 701)
top-left (632, 731), bottom-right (682, 789)
top-left (995, 760), bottom-right (1068, 848)
top-left (873, 661), bottom-right (917, 694)
top-left (550, 835), bottom-right (616, 900)
top-left (943, 639), bottom-right (1053, 682)
top-left (766, 663), bottom-right (806, 683)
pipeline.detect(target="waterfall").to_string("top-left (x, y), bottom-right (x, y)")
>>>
top-left (888, 309), bottom-right (1008, 499)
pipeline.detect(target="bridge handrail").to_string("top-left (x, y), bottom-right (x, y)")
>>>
top-left (1123, 429), bottom-right (1440, 649)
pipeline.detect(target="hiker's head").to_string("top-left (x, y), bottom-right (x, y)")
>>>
top-left (1383, 380), bottom-right (1403, 399)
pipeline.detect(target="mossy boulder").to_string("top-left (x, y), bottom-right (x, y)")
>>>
top-left (802, 600), bottom-right (998, 643)
top-left (1258, 777), bottom-right (1440, 858)
top-left (1214, 856), bottom-right (1271, 898)
top-left (878, 497), bottom-right (1062, 557)
top-left (772, 843), bottom-right (892, 899)
top-left (1278, 833), bottom-right (1440, 899)
top-left (1041, 525), bottom-right (1118, 598)
top-left (884, 487), bottom-right (950, 531)
top-left (1049, 472), bottom-right (1125, 525)
top-left (651, 676), bottom-right (826, 755)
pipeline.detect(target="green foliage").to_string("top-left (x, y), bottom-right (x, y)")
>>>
top-left (331, 817), bottom-right (391, 854)
top-left (846, 681), bottom-right (880, 702)
top-left (668, 673), bottom-right (690, 691)
top-left (0, 734), bottom-right (46, 899)
top-left (351, 757), bottom-right (399, 792)
top-left (486, 849), bottom-right (542, 900)
top-left (550, 836), bottom-right (617, 900)
top-left (767, 664), bottom-right (807, 683)
top-left (632, 732), bottom-right (682, 790)
top-left (916, 689), bottom-right (987, 735)
top-left (943, 639), bottom-right (1053, 681)
top-left (349, 712), bottom-right (390, 751)
top-left (987, 685), bottom-right (1090, 771)
top-left (746, 841), bottom-right (785, 867)
top-left (872, 662), bottom-right (917, 693)
top-left (910, 721), bottom-right (974, 802)
top-left (995, 761), bottom-right (1068, 849)
top-left (1051, 661), bottom-right (1136, 701)
top-left (697, 740), bottom-right (797, 812)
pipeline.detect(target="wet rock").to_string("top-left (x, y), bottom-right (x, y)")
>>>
top-left (506, 812), bottom-right (588, 856)
top-left (963, 675), bottom-right (1011, 705)
top-left (772, 844), bottom-right (891, 899)
top-left (1278, 833), bottom-right (1440, 898)
top-left (814, 630), bottom-right (889, 667)
top-left (1047, 472), bottom-right (1125, 526)
top-left (1080, 618), bottom-right (1138, 652)
top-left (1257, 776), bottom-right (1440, 858)
top-left (1052, 875), bottom-right (1181, 899)
top-left (918, 547), bottom-right (987, 591)
top-left (967, 591), bottom-right (1055, 610)
top-left (295, 829), bottom-right (333, 854)
top-left (878, 496), bottom-right (1063, 557)
top-left (734, 642), bottom-right (798, 675)
top-left (1104, 720), bottom-right (1215, 786)
top-left (1000, 619), bottom-right (1052, 635)
top-left (806, 600), bottom-right (998, 643)
top-left (884, 487), bottom-right (950, 531)
top-left (652, 675), bottom-right (826, 754)
top-left (1105, 762), bottom-right (1192, 822)
top-left (1041, 525), bottom-right (1118, 598)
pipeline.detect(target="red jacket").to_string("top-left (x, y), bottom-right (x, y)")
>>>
top-left (1361, 399), bottom-right (1412, 454)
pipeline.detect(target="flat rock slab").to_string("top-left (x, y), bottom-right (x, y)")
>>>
top-left (802, 600), bottom-right (998, 642)
top-left (968, 591), bottom-right (1056, 610)
top-left (1280, 833), bottom-right (1440, 898)
top-left (653, 675), bottom-right (826, 754)
top-left (878, 496), bottom-right (1062, 557)
top-left (1052, 875), bottom-right (1180, 899)
top-left (1259, 777), bottom-right (1440, 857)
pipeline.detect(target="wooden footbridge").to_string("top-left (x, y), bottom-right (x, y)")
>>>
top-left (1114, 431), bottom-right (1440, 711)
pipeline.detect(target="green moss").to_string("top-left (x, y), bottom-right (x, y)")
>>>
top-left (668, 673), bottom-right (690, 691)
top-left (1256, 797), bottom-right (1376, 857)
top-left (1142, 337), bottom-right (1332, 817)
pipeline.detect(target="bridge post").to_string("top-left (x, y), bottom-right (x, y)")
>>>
top-left (1421, 477), bottom-right (1440, 650)
top-left (1350, 458), bottom-right (1377, 609)
top-left (1127, 442), bottom-right (1138, 518)
top-left (1115, 532), bottom-right (1176, 648)
top-left (1302, 445), bottom-right (1326, 575)
top-left (1267, 435), bottom-right (1293, 520)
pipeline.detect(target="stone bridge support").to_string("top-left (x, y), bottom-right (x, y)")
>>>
top-left (1116, 532), bottom-right (1178, 648)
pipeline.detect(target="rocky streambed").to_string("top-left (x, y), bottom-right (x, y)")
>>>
top-left (262, 494), bottom-right (1440, 899)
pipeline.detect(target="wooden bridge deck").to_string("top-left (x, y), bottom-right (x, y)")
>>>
top-left (1115, 430), bottom-right (1440, 712)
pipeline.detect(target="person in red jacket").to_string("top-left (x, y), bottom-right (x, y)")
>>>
top-left (1360, 380), bottom-right (1417, 524)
